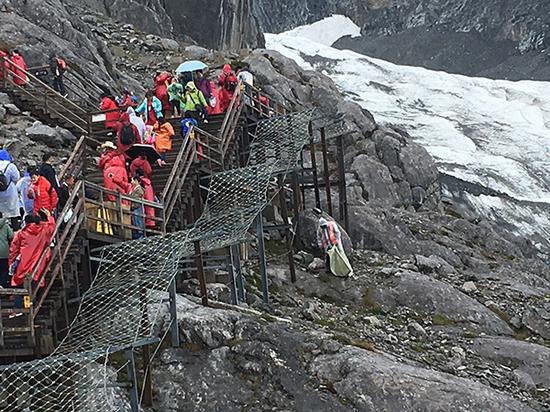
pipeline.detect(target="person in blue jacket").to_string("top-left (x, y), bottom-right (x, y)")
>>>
top-left (135, 90), bottom-right (163, 126)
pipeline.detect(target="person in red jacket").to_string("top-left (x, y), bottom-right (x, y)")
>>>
top-left (28, 169), bottom-right (58, 214)
top-left (100, 93), bottom-right (120, 131)
top-left (9, 49), bottom-right (28, 86)
top-left (120, 90), bottom-right (137, 108)
top-left (98, 142), bottom-right (128, 202)
top-left (116, 111), bottom-right (141, 152)
top-left (218, 64), bottom-right (237, 112)
top-left (130, 155), bottom-right (152, 179)
top-left (154, 71), bottom-right (172, 116)
top-left (9, 211), bottom-right (55, 289)
top-left (207, 80), bottom-right (223, 115)
top-left (136, 169), bottom-right (156, 228)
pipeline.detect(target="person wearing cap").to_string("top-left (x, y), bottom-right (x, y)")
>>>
top-left (98, 141), bottom-right (128, 202)
top-left (96, 141), bottom-right (130, 236)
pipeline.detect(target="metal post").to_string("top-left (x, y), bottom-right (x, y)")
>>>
top-left (125, 348), bottom-right (139, 412)
top-left (194, 240), bottom-right (208, 306)
top-left (193, 175), bottom-right (203, 219)
top-left (291, 172), bottom-right (302, 236)
top-left (168, 279), bottom-right (180, 347)
top-left (231, 244), bottom-right (245, 303)
top-left (336, 135), bottom-right (349, 232)
top-left (320, 127), bottom-right (333, 216)
top-left (226, 247), bottom-right (238, 305)
top-left (141, 344), bottom-right (153, 406)
top-left (278, 176), bottom-right (297, 283)
top-left (308, 122), bottom-right (321, 209)
top-left (256, 213), bottom-right (269, 304)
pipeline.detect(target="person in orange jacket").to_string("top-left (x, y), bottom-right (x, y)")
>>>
top-left (28, 169), bottom-right (58, 215)
top-left (153, 116), bottom-right (175, 166)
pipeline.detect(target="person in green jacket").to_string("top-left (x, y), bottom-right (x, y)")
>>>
top-left (167, 77), bottom-right (184, 118)
top-left (0, 212), bottom-right (14, 288)
top-left (183, 81), bottom-right (209, 123)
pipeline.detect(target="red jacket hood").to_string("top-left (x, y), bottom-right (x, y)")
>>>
top-left (23, 223), bottom-right (42, 236)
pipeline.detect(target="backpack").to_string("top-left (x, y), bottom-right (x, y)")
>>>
top-left (144, 125), bottom-right (156, 145)
top-left (225, 73), bottom-right (238, 92)
top-left (56, 58), bottom-right (67, 72)
top-left (181, 118), bottom-right (198, 137)
top-left (0, 163), bottom-right (11, 192)
top-left (120, 124), bottom-right (135, 146)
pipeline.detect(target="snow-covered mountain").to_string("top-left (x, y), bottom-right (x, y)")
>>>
top-left (266, 16), bottom-right (550, 255)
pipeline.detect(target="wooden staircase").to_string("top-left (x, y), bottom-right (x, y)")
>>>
top-left (0, 58), bottom-right (270, 361)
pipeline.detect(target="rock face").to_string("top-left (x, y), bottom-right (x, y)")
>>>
top-left (150, 295), bottom-right (535, 412)
top-left (166, 0), bottom-right (265, 50)
top-left (372, 271), bottom-right (513, 335)
top-left (77, 0), bottom-right (173, 37)
top-left (25, 121), bottom-right (76, 148)
top-left (252, 0), bottom-right (368, 33)
top-left (312, 348), bottom-right (535, 412)
top-left (245, 49), bottom-right (440, 221)
top-left (470, 337), bottom-right (550, 389)
top-left (333, 0), bottom-right (550, 80)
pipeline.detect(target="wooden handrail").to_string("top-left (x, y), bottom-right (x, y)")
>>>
top-left (30, 180), bottom-right (84, 301)
top-left (84, 181), bottom-right (165, 210)
top-left (2, 56), bottom-right (88, 115)
top-left (162, 128), bottom-right (194, 201)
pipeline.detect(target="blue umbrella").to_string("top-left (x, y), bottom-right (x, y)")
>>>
top-left (176, 60), bottom-right (207, 74)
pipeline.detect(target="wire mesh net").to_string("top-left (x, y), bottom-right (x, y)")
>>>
top-left (0, 109), bottom-right (316, 411)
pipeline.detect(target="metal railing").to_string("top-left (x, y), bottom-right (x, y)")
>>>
top-left (1, 57), bottom-right (90, 134)
top-left (161, 126), bottom-right (197, 226)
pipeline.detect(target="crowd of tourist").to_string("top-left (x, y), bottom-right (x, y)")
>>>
top-left (93, 63), bottom-right (255, 239)
top-left (0, 49), bottom-right (262, 308)
top-left (0, 147), bottom-right (75, 312)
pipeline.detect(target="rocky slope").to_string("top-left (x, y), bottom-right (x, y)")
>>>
top-left (334, 0), bottom-right (550, 80)
top-left (144, 50), bottom-right (549, 411)
top-left (0, 92), bottom-right (73, 170)
top-left (1, 3), bottom-right (549, 411)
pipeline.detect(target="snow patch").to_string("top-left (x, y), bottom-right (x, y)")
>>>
top-left (277, 15), bottom-right (361, 47)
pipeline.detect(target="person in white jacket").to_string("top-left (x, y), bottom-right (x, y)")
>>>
top-left (0, 149), bottom-right (21, 228)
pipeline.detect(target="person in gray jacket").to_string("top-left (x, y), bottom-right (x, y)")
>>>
top-left (0, 212), bottom-right (14, 287)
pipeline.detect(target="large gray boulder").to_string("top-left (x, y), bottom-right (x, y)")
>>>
top-left (25, 121), bottom-right (76, 148)
top-left (522, 304), bottom-right (550, 339)
top-left (470, 337), bottom-right (550, 389)
top-left (312, 347), bottom-right (535, 412)
top-left (351, 154), bottom-right (400, 206)
top-left (372, 271), bottom-right (513, 335)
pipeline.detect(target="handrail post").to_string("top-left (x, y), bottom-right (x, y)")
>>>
top-left (117, 191), bottom-right (124, 239)
top-left (87, 113), bottom-right (92, 137)
top-left (0, 57), bottom-right (6, 90)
